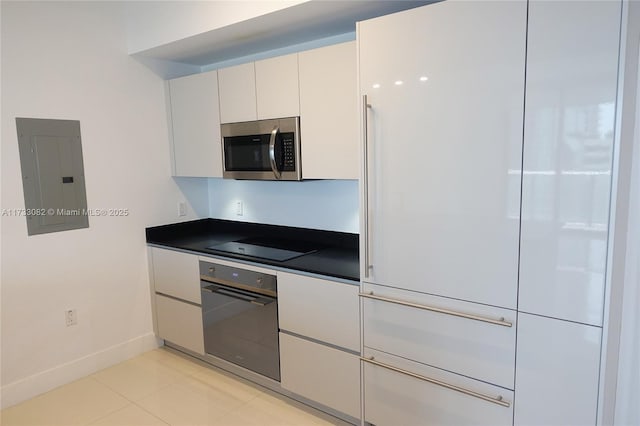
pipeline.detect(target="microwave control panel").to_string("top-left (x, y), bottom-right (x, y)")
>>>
top-left (282, 133), bottom-right (295, 171)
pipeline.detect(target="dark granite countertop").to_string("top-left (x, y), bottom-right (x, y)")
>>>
top-left (146, 219), bottom-right (359, 282)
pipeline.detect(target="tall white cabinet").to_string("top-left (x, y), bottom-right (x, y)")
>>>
top-left (518, 0), bottom-right (621, 326)
top-left (359, 0), bottom-right (526, 310)
top-left (514, 1), bottom-right (622, 425)
top-left (358, 1), bottom-right (623, 425)
top-left (358, 1), bottom-right (526, 424)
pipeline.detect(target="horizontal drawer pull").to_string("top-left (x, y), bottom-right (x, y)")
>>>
top-left (359, 291), bottom-right (512, 327)
top-left (362, 356), bottom-right (510, 408)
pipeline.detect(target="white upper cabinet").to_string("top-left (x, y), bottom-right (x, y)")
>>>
top-left (218, 62), bottom-right (257, 123)
top-left (518, 0), bottom-right (621, 326)
top-left (299, 42), bottom-right (359, 180)
top-left (255, 53), bottom-right (300, 120)
top-left (219, 54), bottom-right (299, 123)
top-left (168, 70), bottom-right (222, 177)
top-left (359, 0), bottom-right (526, 309)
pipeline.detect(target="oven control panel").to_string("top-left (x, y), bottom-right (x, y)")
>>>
top-left (199, 260), bottom-right (277, 297)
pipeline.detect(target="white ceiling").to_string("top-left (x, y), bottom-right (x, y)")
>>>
top-left (133, 1), bottom-right (432, 67)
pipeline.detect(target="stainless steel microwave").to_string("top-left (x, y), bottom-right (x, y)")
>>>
top-left (221, 117), bottom-right (302, 180)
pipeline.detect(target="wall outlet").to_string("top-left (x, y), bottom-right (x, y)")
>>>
top-left (178, 201), bottom-right (187, 217)
top-left (236, 201), bottom-right (243, 216)
top-left (65, 309), bottom-right (77, 326)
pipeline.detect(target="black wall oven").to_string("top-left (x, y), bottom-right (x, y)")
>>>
top-left (199, 260), bottom-right (280, 381)
top-left (221, 117), bottom-right (301, 181)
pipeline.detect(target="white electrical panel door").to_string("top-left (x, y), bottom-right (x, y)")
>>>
top-left (518, 0), bottom-right (622, 326)
top-left (169, 70), bottom-right (222, 177)
top-left (16, 118), bottom-right (89, 235)
top-left (358, 1), bottom-right (526, 309)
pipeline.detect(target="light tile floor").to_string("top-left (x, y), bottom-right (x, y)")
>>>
top-left (1, 348), bottom-right (350, 426)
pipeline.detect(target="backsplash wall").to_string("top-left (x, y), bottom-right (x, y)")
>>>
top-left (208, 179), bottom-right (359, 233)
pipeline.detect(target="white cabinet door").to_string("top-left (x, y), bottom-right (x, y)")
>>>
top-left (280, 333), bottom-right (360, 419)
top-left (514, 313), bottom-right (601, 426)
top-left (255, 53), bottom-right (299, 120)
top-left (168, 71), bottom-right (222, 177)
top-left (299, 42), bottom-right (358, 179)
top-left (278, 272), bottom-right (359, 352)
top-left (218, 62), bottom-right (257, 123)
top-left (151, 247), bottom-right (200, 304)
top-left (518, 0), bottom-right (621, 326)
top-left (358, 0), bottom-right (526, 309)
top-left (362, 283), bottom-right (516, 390)
top-left (155, 294), bottom-right (204, 355)
top-left (364, 348), bottom-right (514, 426)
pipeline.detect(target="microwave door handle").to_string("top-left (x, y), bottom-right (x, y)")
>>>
top-left (269, 126), bottom-right (282, 180)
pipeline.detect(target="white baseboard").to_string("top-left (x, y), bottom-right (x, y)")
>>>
top-left (0, 333), bottom-right (161, 409)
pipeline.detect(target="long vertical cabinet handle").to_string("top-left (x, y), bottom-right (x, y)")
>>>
top-left (362, 95), bottom-right (372, 278)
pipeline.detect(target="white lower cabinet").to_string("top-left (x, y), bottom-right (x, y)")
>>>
top-left (150, 247), bottom-right (200, 304)
top-left (278, 272), bottom-right (359, 352)
top-left (277, 272), bottom-right (360, 419)
top-left (514, 313), bottom-right (601, 426)
top-left (363, 349), bottom-right (514, 426)
top-left (155, 294), bottom-right (204, 355)
top-left (279, 333), bottom-right (360, 419)
top-left (362, 283), bottom-right (516, 390)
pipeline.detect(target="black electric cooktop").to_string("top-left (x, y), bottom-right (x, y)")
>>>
top-left (207, 237), bottom-right (318, 262)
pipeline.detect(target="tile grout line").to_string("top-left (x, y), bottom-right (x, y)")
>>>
top-left (128, 400), bottom-right (173, 426)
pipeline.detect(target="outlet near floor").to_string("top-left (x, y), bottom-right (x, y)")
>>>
top-left (65, 309), bottom-right (77, 326)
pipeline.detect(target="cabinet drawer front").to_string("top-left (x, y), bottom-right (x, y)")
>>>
top-left (155, 294), bottom-right (204, 355)
top-left (362, 284), bottom-right (516, 389)
top-left (278, 272), bottom-right (359, 351)
top-left (151, 248), bottom-right (200, 304)
top-left (364, 349), bottom-right (513, 426)
top-left (280, 333), bottom-right (360, 419)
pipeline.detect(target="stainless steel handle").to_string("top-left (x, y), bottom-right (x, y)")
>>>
top-left (203, 285), bottom-right (274, 306)
top-left (362, 95), bottom-right (372, 278)
top-left (269, 126), bottom-right (282, 180)
top-left (361, 356), bottom-right (510, 408)
top-left (359, 291), bottom-right (512, 327)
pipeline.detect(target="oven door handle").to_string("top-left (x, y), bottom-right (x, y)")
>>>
top-left (269, 126), bottom-right (282, 180)
top-left (202, 284), bottom-right (275, 306)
